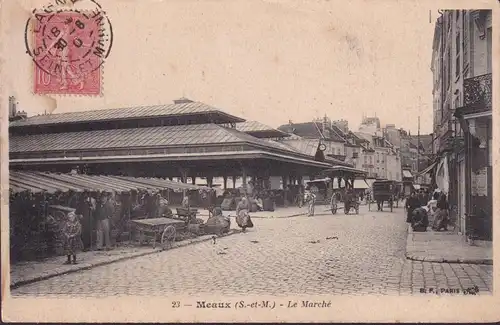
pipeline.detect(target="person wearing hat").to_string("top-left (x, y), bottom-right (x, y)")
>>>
top-left (95, 192), bottom-right (113, 250)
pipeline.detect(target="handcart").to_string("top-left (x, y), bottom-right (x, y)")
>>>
top-left (130, 217), bottom-right (186, 250)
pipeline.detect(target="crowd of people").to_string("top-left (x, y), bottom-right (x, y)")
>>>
top-left (9, 188), bottom-right (209, 263)
top-left (405, 188), bottom-right (450, 232)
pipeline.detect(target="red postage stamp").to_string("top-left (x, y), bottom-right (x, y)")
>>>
top-left (27, 8), bottom-right (112, 95)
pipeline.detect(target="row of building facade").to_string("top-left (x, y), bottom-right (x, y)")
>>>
top-left (275, 115), bottom-right (433, 185)
top-left (430, 9), bottom-right (492, 240)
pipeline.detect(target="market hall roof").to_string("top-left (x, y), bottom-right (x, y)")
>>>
top-left (11, 124), bottom-right (299, 154)
top-left (235, 121), bottom-right (290, 139)
top-left (8, 100), bottom-right (246, 135)
top-left (10, 123), bottom-right (332, 169)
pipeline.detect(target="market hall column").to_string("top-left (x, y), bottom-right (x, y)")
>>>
top-left (282, 175), bottom-right (289, 207)
top-left (179, 167), bottom-right (189, 197)
top-left (241, 165), bottom-right (248, 197)
top-left (223, 176), bottom-right (228, 190)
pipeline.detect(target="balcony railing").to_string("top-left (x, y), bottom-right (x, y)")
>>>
top-left (464, 73), bottom-right (492, 109)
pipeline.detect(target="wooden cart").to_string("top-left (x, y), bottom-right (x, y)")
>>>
top-left (130, 218), bottom-right (186, 250)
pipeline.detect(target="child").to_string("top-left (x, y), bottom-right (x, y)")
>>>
top-left (63, 212), bottom-right (84, 265)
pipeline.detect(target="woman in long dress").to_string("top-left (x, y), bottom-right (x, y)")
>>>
top-left (235, 197), bottom-right (253, 232)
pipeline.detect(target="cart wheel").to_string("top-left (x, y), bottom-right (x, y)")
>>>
top-left (161, 225), bottom-right (176, 250)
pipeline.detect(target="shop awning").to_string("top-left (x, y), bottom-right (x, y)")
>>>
top-left (402, 170), bottom-right (413, 178)
top-left (9, 171), bottom-right (212, 195)
top-left (326, 165), bottom-right (368, 176)
top-left (365, 178), bottom-right (376, 188)
top-left (418, 162), bottom-right (438, 175)
top-left (353, 179), bottom-right (370, 189)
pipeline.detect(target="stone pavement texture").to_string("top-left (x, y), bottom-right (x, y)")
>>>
top-left (10, 205), bottom-right (493, 297)
top-left (10, 230), bottom-right (239, 289)
top-left (405, 226), bottom-right (493, 264)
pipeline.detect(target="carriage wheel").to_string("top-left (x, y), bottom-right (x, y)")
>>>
top-left (161, 225), bottom-right (176, 250)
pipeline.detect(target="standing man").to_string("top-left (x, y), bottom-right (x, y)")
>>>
top-left (79, 191), bottom-right (96, 251)
top-left (95, 192), bottom-right (113, 251)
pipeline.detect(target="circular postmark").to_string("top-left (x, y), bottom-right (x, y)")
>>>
top-left (25, 0), bottom-right (113, 81)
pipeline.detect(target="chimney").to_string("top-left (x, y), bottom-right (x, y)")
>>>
top-left (9, 96), bottom-right (17, 118)
top-left (173, 97), bottom-right (194, 104)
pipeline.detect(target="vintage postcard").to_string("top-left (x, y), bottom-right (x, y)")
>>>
top-left (1, 0), bottom-right (498, 322)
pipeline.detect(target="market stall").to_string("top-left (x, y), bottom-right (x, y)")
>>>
top-left (9, 171), bottom-right (215, 261)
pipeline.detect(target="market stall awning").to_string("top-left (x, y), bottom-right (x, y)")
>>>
top-left (9, 171), bottom-right (212, 194)
top-left (117, 176), bottom-right (211, 192)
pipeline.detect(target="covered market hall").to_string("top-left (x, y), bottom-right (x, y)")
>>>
top-left (9, 98), bottom-right (367, 261)
top-left (10, 98), bottom-right (366, 200)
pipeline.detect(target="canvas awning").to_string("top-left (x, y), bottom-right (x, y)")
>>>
top-left (402, 170), bottom-right (413, 178)
top-left (9, 171), bottom-right (212, 195)
top-left (365, 178), bottom-right (376, 188)
top-left (353, 179), bottom-right (370, 189)
top-left (418, 161), bottom-right (438, 175)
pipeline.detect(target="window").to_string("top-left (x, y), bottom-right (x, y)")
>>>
top-left (455, 30), bottom-right (460, 78)
top-left (463, 11), bottom-right (470, 74)
top-left (353, 152), bottom-right (359, 159)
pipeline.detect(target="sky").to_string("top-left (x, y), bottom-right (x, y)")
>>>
top-left (8, 0), bottom-right (441, 134)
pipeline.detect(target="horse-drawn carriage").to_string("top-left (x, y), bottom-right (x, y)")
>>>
top-left (370, 179), bottom-right (400, 212)
top-left (303, 178), bottom-right (359, 215)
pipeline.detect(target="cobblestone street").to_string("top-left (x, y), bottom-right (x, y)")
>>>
top-left (11, 206), bottom-right (493, 297)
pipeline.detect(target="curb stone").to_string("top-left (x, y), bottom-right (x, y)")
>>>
top-left (405, 225), bottom-right (493, 265)
top-left (10, 229), bottom-right (241, 290)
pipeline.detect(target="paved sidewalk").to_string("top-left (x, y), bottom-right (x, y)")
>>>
top-left (10, 229), bottom-right (240, 289)
top-left (405, 225), bottom-right (492, 265)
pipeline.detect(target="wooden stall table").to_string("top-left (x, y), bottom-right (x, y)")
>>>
top-left (130, 218), bottom-right (185, 250)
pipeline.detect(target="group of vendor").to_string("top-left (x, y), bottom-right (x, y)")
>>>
top-left (405, 188), bottom-right (450, 232)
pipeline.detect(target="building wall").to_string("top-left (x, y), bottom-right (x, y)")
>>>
top-left (431, 10), bottom-right (492, 236)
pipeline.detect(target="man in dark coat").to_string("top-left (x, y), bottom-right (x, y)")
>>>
top-left (405, 192), bottom-right (420, 223)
